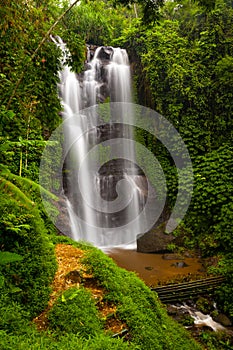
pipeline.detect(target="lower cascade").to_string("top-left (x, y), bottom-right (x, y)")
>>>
top-left (52, 37), bottom-right (148, 247)
top-left (173, 304), bottom-right (228, 332)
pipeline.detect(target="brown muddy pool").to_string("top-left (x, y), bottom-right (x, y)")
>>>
top-left (107, 248), bottom-right (205, 287)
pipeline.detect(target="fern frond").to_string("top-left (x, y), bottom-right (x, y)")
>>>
top-left (2, 170), bottom-right (58, 202)
top-left (0, 176), bottom-right (35, 209)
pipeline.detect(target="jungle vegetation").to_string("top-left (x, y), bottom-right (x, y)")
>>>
top-left (0, 0), bottom-right (233, 349)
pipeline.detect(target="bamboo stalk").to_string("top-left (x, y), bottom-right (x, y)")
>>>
top-left (19, 150), bottom-right (23, 177)
top-left (112, 328), bottom-right (128, 338)
top-left (134, 4), bottom-right (138, 18)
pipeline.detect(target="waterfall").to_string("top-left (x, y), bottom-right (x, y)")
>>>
top-left (53, 37), bottom-right (144, 247)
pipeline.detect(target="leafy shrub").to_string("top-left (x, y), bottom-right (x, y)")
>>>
top-left (186, 145), bottom-right (233, 255)
top-left (0, 189), bottom-right (57, 317)
top-left (199, 329), bottom-right (233, 350)
top-left (0, 251), bottom-right (23, 265)
top-left (63, 1), bottom-right (132, 47)
top-left (213, 253), bottom-right (233, 319)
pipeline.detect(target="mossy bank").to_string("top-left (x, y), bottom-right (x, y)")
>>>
top-left (0, 178), bottom-right (202, 349)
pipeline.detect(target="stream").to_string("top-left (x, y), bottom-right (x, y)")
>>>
top-left (107, 247), bottom-right (233, 335)
top-left (173, 304), bottom-right (226, 332)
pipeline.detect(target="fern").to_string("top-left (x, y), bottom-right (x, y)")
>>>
top-left (5, 172), bottom-right (58, 202)
top-left (0, 252), bottom-right (23, 291)
top-left (0, 176), bottom-right (34, 209)
top-left (0, 166), bottom-right (59, 222)
top-left (0, 165), bottom-right (58, 203)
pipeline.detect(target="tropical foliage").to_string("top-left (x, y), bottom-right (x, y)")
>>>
top-left (115, 0), bottom-right (233, 322)
top-left (1, 0), bottom-right (233, 349)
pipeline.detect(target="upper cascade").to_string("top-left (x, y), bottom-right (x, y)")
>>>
top-left (81, 45), bottom-right (132, 108)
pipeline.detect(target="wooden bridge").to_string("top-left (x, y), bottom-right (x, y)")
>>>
top-left (151, 276), bottom-right (225, 304)
top-left (112, 276), bottom-right (226, 339)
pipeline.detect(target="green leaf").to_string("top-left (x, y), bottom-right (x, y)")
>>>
top-left (10, 287), bottom-right (22, 294)
top-left (68, 289), bottom-right (80, 300)
top-left (0, 252), bottom-right (23, 265)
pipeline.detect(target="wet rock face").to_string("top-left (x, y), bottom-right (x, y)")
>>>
top-left (54, 196), bottom-right (74, 238)
top-left (96, 46), bottom-right (113, 61)
top-left (137, 222), bottom-right (175, 253)
top-left (163, 253), bottom-right (184, 260)
top-left (88, 124), bottom-right (137, 147)
top-left (87, 45), bottom-right (113, 62)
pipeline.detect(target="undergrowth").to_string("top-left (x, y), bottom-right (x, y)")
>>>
top-left (0, 233), bottom-right (203, 349)
top-left (0, 174), bottom-right (203, 350)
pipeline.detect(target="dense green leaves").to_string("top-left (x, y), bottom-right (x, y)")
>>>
top-left (193, 0), bottom-right (217, 11)
top-left (61, 0), bottom-right (134, 46)
top-left (113, 0), bottom-right (165, 23)
top-left (0, 0), bottom-right (87, 145)
top-left (0, 167), bottom-right (57, 316)
top-left (187, 146), bottom-right (233, 254)
top-left (118, 1), bottom-right (233, 151)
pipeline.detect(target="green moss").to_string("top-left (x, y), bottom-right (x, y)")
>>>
top-left (81, 247), bottom-right (202, 350)
top-left (0, 330), bottom-right (132, 350)
top-left (48, 287), bottom-right (103, 337)
top-left (0, 293), bottom-right (30, 334)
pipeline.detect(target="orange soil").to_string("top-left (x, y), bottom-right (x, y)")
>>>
top-left (33, 244), bottom-right (127, 334)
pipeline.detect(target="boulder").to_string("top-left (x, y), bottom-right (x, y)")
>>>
top-left (163, 253), bottom-right (184, 260)
top-left (137, 223), bottom-right (176, 253)
top-left (171, 261), bottom-right (189, 268)
top-left (166, 305), bottom-right (179, 315)
top-left (214, 313), bottom-right (232, 327)
top-left (96, 46), bottom-right (113, 60)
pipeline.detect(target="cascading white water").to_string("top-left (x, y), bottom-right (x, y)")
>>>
top-left (173, 304), bottom-right (227, 332)
top-left (82, 47), bottom-right (102, 108)
top-left (52, 36), bottom-right (81, 116)
top-left (53, 37), bottom-right (143, 247)
top-left (106, 48), bottom-right (142, 241)
top-left (107, 48), bottom-right (132, 103)
top-left (51, 36), bottom-right (98, 243)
